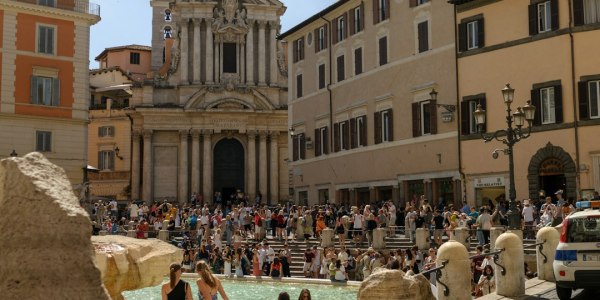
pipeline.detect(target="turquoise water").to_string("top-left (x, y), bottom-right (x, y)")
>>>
top-left (123, 279), bottom-right (358, 300)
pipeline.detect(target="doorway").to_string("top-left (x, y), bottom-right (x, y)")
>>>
top-left (539, 174), bottom-right (566, 202)
top-left (213, 138), bottom-right (245, 201)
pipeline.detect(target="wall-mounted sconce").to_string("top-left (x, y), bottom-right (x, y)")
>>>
top-left (9, 150), bottom-right (18, 157)
top-left (114, 146), bottom-right (124, 160)
top-left (431, 89), bottom-right (456, 123)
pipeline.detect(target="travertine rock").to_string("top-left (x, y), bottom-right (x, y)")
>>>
top-left (358, 268), bottom-right (435, 300)
top-left (0, 153), bottom-right (111, 300)
top-left (93, 235), bottom-right (183, 300)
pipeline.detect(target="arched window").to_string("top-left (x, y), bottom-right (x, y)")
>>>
top-left (164, 9), bottom-right (172, 22)
top-left (163, 26), bottom-right (172, 39)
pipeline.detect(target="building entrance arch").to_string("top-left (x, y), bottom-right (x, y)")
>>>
top-left (213, 138), bottom-right (245, 201)
top-left (527, 143), bottom-right (576, 201)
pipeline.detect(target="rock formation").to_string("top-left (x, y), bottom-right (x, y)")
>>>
top-left (0, 153), bottom-right (111, 300)
top-left (358, 268), bottom-right (435, 300)
top-left (93, 235), bottom-right (183, 300)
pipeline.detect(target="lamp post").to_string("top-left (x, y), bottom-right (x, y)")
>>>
top-left (473, 84), bottom-right (536, 230)
top-left (9, 150), bottom-right (18, 157)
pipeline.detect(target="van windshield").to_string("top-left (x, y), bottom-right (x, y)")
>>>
top-left (567, 216), bottom-right (600, 243)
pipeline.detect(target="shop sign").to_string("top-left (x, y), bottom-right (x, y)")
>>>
top-left (475, 177), bottom-right (504, 188)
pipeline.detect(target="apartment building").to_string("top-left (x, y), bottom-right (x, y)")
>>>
top-left (0, 0), bottom-right (100, 185)
top-left (450, 0), bottom-right (600, 205)
top-left (280, 0), bottom-right (460, 207)
top-left (87, 45), bottom-right (151, 200)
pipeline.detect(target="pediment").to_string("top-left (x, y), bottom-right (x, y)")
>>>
top-left (184, 87), bottom-right (275, 111)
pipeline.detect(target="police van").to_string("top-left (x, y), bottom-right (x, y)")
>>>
top-left (553, 200), bottom-right (600, 300)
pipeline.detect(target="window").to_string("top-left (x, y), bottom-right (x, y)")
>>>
top-left (417, 21), bottom-right (429, 53)
top-left (337, 16), bottom-right (346, 42)
top-left (575, 0), bottom-right (600, 25)
top-left (318, 64), bottom-right (326, 90)
top-left (314, 127), bottom-right (329, 156)
top-left (164, 26), bottom-right (172, 39)
top-left (375, 109), bottom-right (393, 144)
top-left (130, 52), bottom-right (141, 65)
top-left (223, 43), bottom-right (237, 73)
top-left (292, 133), bottom-right (306, 161)
top-left (296, 74), bottom-right (303, 98)
top-left (354, 48), bottom-right (363, 75)
top-left (38, 0), bottom-right (55, 7)
top-left (293, 37), bottom-right (305, 62)
top-left (532, 83), bottom-right (563, 125)
top-left (461, 96), bottom-right (486, 135)
top-left (378, 36), bottom-right (388, 66)
top-left (459, 17), bottom-right (484, 52)
top-left (410, 0), bottom-right (429, 6)
top-left (337, 55), bottom-right (345, 82)
top-left (373, 0), bottom-right (390, 24)
top-left (413, 100), bottom-right (437, 137)
top-left (38, 25), bottom-right (54, 55)
top-left (579, 79), bottom-right (600, 120)
top-left (98, 150), bottom-right (115, 171)
top-left (334, 121), bottom-right (350, 152)
top-left (350, 115), bottom-right (367, 148)
top-left (315, 26), bottom-right (327, 52)
top-left (529, 0), bottom-right (558, 35)
top-left (30, 76), bottom-right (60, 106)
top-left (351, 5), bottom-right (364, 34)
top-left (98, 126), bottom-right (115, 137)
top-left (164, 9), bottom-right (172, 22)
top-left (36, 131), bottom-right (52, 152)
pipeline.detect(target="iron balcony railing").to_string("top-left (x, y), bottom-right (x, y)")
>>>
top-left (14, 0), bottom-right (100, 17)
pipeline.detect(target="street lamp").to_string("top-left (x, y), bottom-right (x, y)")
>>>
top-left (9, 150), bottom-right (18, 157)
top-left (474, 83), bottom-right (536, 230)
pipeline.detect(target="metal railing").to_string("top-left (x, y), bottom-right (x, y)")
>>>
top-left (421, 260), bottom-right (449, 296)
top-left (524, 240), bottom-right (547, 263)
top-left (469, 249), bottom-right (506, 275)
top-left (14, 0), bottom-right (100, 16)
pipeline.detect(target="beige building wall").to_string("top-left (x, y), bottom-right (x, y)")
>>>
top-left (453, 0), bottom-right (600, 205)
top-left (283, 0), bottom-right (460, 207)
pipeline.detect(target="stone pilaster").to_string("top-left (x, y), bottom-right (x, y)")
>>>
top-left (257, 21), bottom-right (266, 86)
top-left (259, 131), bottom-right (268, 198)
top-left (131, 130), bottom-right (141, 200)
top-left (202, 130), bottom-right (213, 202)
top-left (269, 21), bottom-right (279, 86)
top-left (245, 20), bottom-right (254, 85)
top-left (191, 129), bottom-right (201, 196)
top-left (179, 19), bottom-right (189, 83)
top-left (206, 19), bottom-right (214, 84)
top-left (193, 18), bottom-right (201, 84)
top-left (270, 131), bottom-right (279, 204)
top-left (142, 130), bottom-right (153, 203)
top-left (178, 130), bottom-right (189, 204)
top-left (247, 131), bottom-right (256, 200)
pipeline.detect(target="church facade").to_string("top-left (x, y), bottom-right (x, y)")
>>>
top-left (129, 0), bottom-right (289, 204)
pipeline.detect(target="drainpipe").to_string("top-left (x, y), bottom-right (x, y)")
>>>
top-left (453, 5), bottom-right (467, 204)
top-left (320, 15), bottom-right (334, 154)
top-left (568, 0), bottom-right (581, 199)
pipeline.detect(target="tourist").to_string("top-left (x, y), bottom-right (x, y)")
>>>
top-left (302, 248), bottom-right (314, 278)
top-left (196, 261), bottom-right (229, 300)
top-left (181, 252), bottom-right (194, 273)
top-left (352, 208), bottom-right (363, 246)
top-left (432, 210), bottom-right (445, 247)
top-left (332, 259), bottom-right (348, 282)
top-left (161, 263), bottom-right (192, 300)
top-left (297, 289), bottom-right (311, 300)
top-left (270, 257), bottom-right (283, 278)
top-left (252, 249), bottom-right (261, 277)
top-left (280, 244), bottom-right (292, 277)
top-left (234, 248), bottom-right (244, 277)
top-left (476, 265), bottom-right (496, 296)
top-left (276, 210), bottom-right (286, 240)
top-left (222, 247), bottom-right (232, 277)
top-left (277, 292), bottom-right (291, 300)
top-left (522, 200), bottom-right (536, 239)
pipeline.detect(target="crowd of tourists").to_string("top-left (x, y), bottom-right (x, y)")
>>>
top-left (87, 189), bottom-right (598, 299)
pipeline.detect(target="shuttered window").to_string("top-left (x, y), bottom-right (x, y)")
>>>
top-left (580, 79), bottom-right (600, 120)
top-left (98, 126), bottom-right (115, 137)
top-left (337, 55), bottom-right (345, 82)
top-left (38, 25), bottom-right (54, 55)
top-left (293, 38), bottom-right (304, 62)
top-left (379, 36), bottom-right (388, 66)
top-left (529, 0), bottom-right (559, 35)
top-left (458, 17), bottom-right (484, 52)
top-left (460, 96), bottom-right (487, 135)
top-left (292, 134), bottom-right (306, 161)
top-left (350, 4), bottom-right (364, 35)
top-left (373, 0), bottom-right (390, 24)
top-left (354, 48), bottom-right (363, 75)
top-left (351, 115), bottom-right (367, 148)
top-left (315, 25), bottom-right (328, 52)
top-left (98, 150), bottom-right (115, 171)
top-left (318, 64), bottom-right (326, 90)
top-left (36, 131), bottom-right (52, 152)
top-left (314, 127), bottom-right (329, 157)
top-left (296, 74), bottom-right (303, 98)
top-left (574, 0), bottom-right (600, 26)
top-left (531, 83), bottom-right (563, 125)
top-left (413, 100), bottom-right (437, 137)
top-left (417, 21), bottom-right (429, 53)
top-left (30, 76), bottom-right (60, 106)
top-left (375, 109), bottom-right (393, 144)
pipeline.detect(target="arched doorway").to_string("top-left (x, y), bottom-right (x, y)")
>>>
top-left (213, 138), bottom-right (245, 201)
top-left (527, 143), bottom-right (576, 201)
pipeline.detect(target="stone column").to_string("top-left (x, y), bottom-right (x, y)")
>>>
top-left (369, 186), bottom-right (377, 203)
top-left (206, 20), bottom-right (214, 84)
top-left (416, 228), bottom-right (430, 250)
top-left (214, 42), bottom-right (220, 83)
top-left (269, 132), bottom-right (279, 204)
top-left (142, 130), bottom-right (153, 203)
top-left (191, 130), bottom-right (201, 197)
top-left (240, 42), bottom-right (245, 83)
top-left (127, 221), bottom-right (136, 238)
top-left (437, 240), bottom-right (472, 300)
top-left (193, 18), bottom-right (201, 84)
top-left (246, 21), bottom-right (254, 85)
top-left (296, 216), bottom-right (305, 241)
top-left (257, 21), bottom-right (266, 86)
top-left (131, 130), bottom-right (141, 200)
top-left (321, 228), bottom-right (334, 248)
top-left (392, 185), bottom-right (400, 206)
top-left (269, 21), bottom-right (278, 85)
top-left (453, 227), bottom-right (470, 250)
top-left (178, 130), bottom-right (189, 204)
top-left (202, 130), bottom-right (213, 202)
top-left (373, 228), bottom-right (386, 250)
top-left (536, 227), bottom-right (559, 282)
top-left (349, 188), bottom-right (356, 207)
top-left (259, 131), bottom-right (268, 201)
top-left (495, 232), bottom-right (525, 297)
top-left (247, 131), bottom-right (256, 200)
top-left (179, 19), bottom-right (189, 84)
top-left (490, 226), bottom-right (506, 250)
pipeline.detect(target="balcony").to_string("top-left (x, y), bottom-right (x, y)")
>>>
top-left (14, 0), bottom-right (100, 17)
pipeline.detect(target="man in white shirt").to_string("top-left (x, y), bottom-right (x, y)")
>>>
top-left (387, 201), bottom-right (397, 237)
top-left (258, 243), bottom-right (267, 275)
top-left (352, 209), bottom-right (363, 246)
top-left (265, 243), bottom-right (275, 275)
top-left (521, 200), bottom-right (536, 239)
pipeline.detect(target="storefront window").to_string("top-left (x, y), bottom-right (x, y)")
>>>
top-left (436, 178), bottom-right (454, 207)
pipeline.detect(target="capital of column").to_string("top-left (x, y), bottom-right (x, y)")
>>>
top-left (192, 18), bottom-right (201, 25)
top-left (191, 129), bottom-right (201, 138)
top-left (259, 130), bottom-right (268, 139)
top-left (179, 129), bottom-right (189, 139)
top-left (132, 129), bottom-right (142, 139)
top-left (269, 131), bottom-right (280, 138)
top-left (268, 20), bottom-right (279, 28)
top-left (247, 130), bottom-right (257, 139)
top-left (257, 20), bottom-right (267, 29)
top-left (202, 129), bottom-right (213, 137)
top-left (142, 129), bottom-right (153, 139)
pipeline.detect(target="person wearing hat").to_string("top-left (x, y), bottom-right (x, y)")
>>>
top-left (522, 200), bottom-right (535, 239)
top-left (553, 190), bottom-right (566, 226)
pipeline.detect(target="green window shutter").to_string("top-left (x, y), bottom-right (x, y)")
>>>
top-left (578, 81), bottom-right (589, 120)
top-left (334, 123), bottom-right (340, 152)
top-left (30, 76), bottom-right (38, 104)
top-left (458, 22), bottom-right (467, 52)
top-left (387, 109), bottom-right (394, 141)
top-left (554, 85), bottom-right (563, 124)
top-left (350, 118), bottom-right (357, 149)
top-left (323, 127), bottom-right (329, 154)
top-left (373, 0), bottom-right (379, 24)
top-left (52, 78), bottom-right (60, 106)
top-left (477, 18), bottom-right (485, 48)
top-left (360, 115), bottom-right (367, 146)
top-left (300, 134), bottom-right (306, 159)
top-left (531, 88), bottom-right (541, 126)
top-left (528, 4), bottom-right (538, 35)
top-left (293, 136), bottom-right (299, 161)
top-left (109, 151), bottom-right (115, 170)
top-left (314, 128), bottom-right (321, 156)
top-left (460, 101), bottom-right (469, 135)
top-left (412, 103), bottom-right (420, 137)
top-left (550, 0), bottom-right (559, 31)
top-left (429, 100), bottom-right (437, 135)
top-left (374, 111), bottom-right (382, 144)
top-left (573, 0), bottom-right (584, 26)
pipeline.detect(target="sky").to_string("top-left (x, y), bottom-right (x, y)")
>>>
top-left (89, 0), bottom-right (336, 68)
